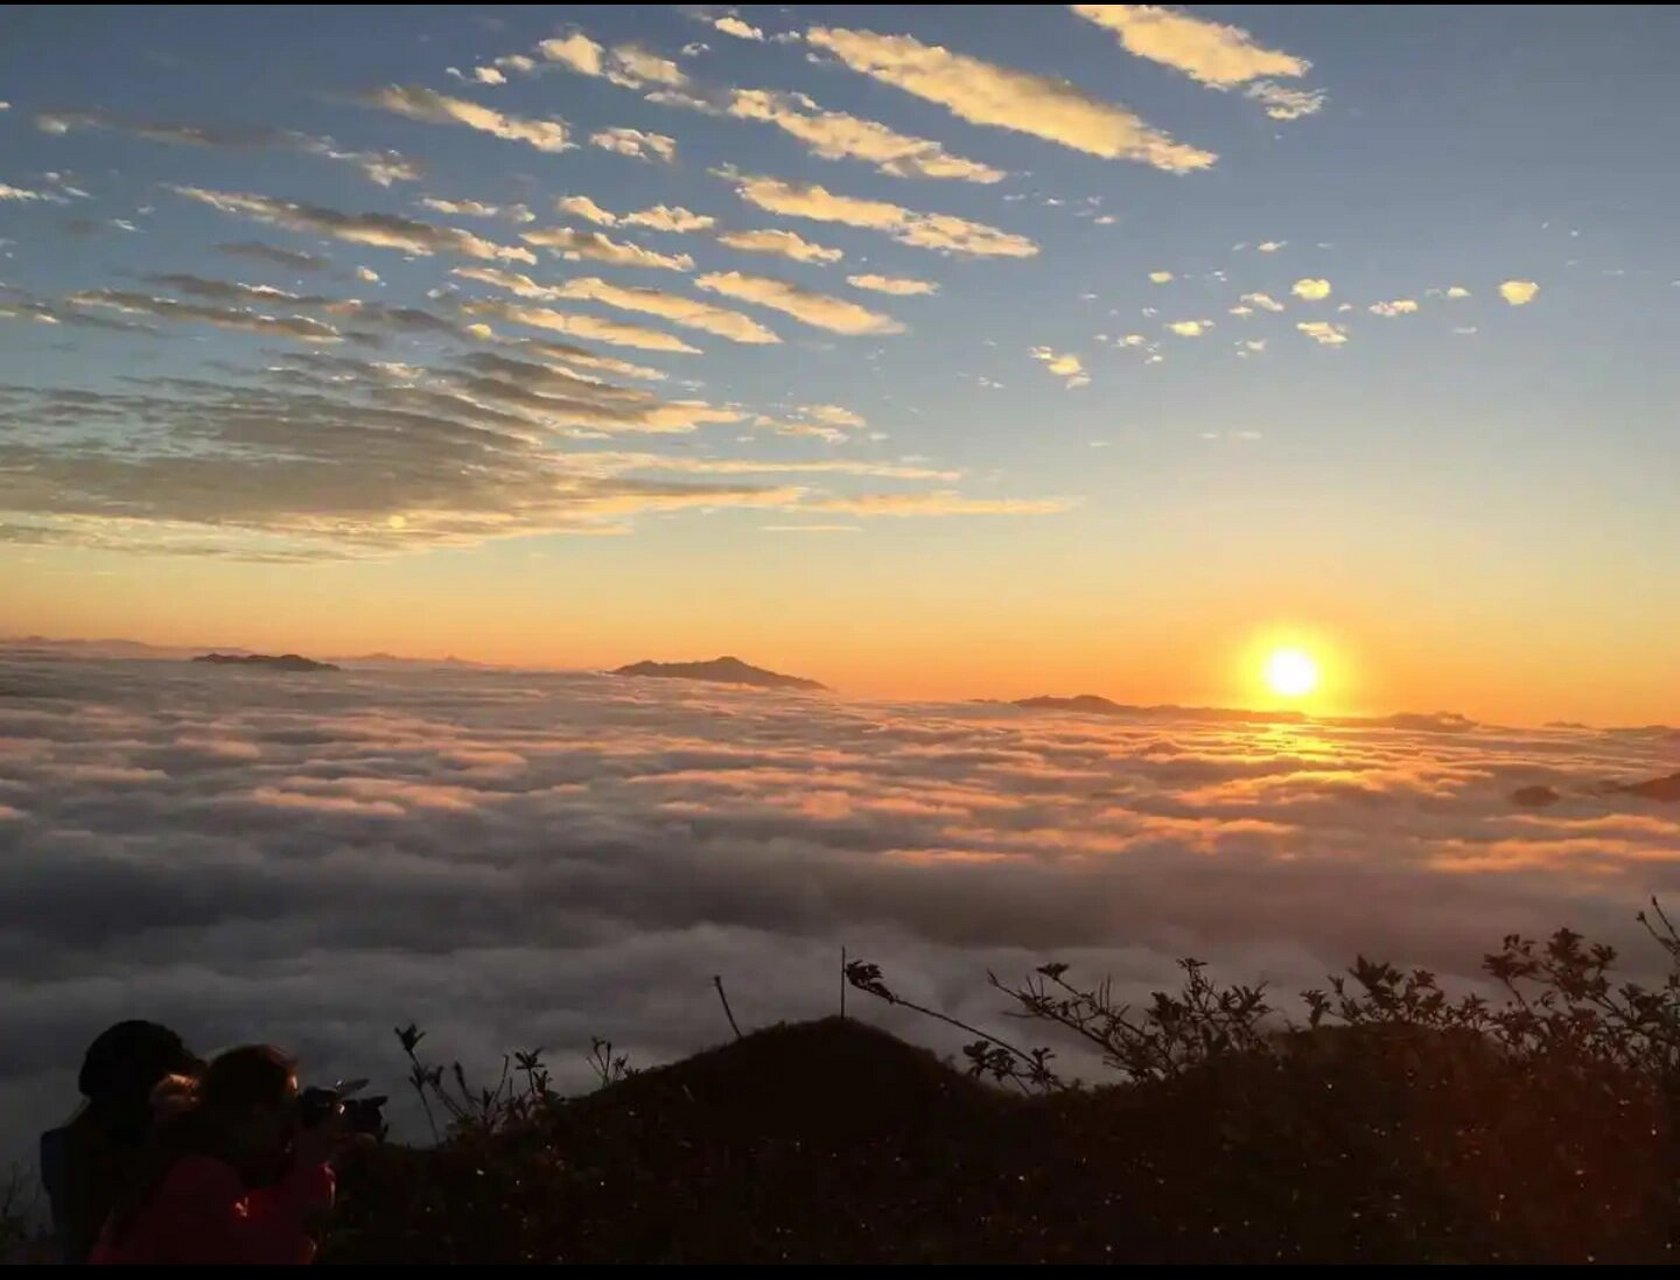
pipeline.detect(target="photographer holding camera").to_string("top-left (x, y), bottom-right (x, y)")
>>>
top-left (90, 1044), bottom-right (364, 1266)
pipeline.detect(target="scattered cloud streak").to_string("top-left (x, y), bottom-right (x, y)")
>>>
top-left (722, 87), bottom-right (1005, 183)
top-left (174, 186), bottom-right (537, 265)
top-left (456, 268), bottom-right (781, 344)
top-left (366, 85), bottom-right (572, 153)
top-left (589, 126), bottom-right (677, 162)
top-left (806, 25), bottom-right (1217, 172)
top-left (847, 274), bottom-right (938, 296)
top-left (35, 107), bottom-right (421, 185)
top-left (696, 271), bottom-right (906, 336)
top-left (1072, 4), bottom-right (1325, 120)
top-left (521, 226), bottom-right (695, 272)
top-left (721, 171), bottom-right (1038, 258)
top-left (1030, 346), bottom-right (1090, 388)
top-left (1297, 319), bottom-right (1349, 346)
top-left (717, 228), bottom-right (844, 264)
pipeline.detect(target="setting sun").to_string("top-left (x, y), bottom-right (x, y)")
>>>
top-left (1264, 648), bottom-right (1321, 698)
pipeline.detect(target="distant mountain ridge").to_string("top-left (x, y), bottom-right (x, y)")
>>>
top-left (192, 652), bottom-right (339, 672)
top-left (1008, 696), bottom-right (1483, 734)
top-left (612, 656), bottom-right (825, 691)
top-left (1009, 695), bottom-right (1306, 724)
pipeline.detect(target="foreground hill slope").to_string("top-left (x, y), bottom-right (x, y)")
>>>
top-left (323, 1015), bottom-right (1673, 1265)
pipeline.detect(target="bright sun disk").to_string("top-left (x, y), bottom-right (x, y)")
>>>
top-left (1264, 647), bottom-right (1320, 698)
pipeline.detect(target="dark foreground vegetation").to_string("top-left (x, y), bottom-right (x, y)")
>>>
top-left (314, 905), bottom-right (1680, 1265)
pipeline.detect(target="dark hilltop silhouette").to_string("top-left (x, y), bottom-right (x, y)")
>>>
top-left (612, 656), bottom-right (825, 691)
top-left (1608, 770), bottom-right (1680, 803)
top-left (1010, 694), bottom-right (1306, 724)
top-left (1008, 696), bottom-right (1483, 735)
top-left (192, 652), bottom-right (340, 672)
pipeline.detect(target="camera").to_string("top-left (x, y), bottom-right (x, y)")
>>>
top-left (298, 1078), bottom-right (388, 1139)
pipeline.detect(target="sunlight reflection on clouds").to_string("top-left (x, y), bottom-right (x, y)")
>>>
top-left (0, 654), bottom-right (1675, 1160)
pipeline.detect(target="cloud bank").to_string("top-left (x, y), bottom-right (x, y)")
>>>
top-left (2, 657), bottom-right (1674, 1167)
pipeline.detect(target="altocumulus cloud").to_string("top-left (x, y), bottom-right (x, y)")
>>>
top-left (365, 85), bottom-right (572, 153)
top-left (720, 171), bottom-right (1038, 258)
top-left (806, 24), bottom-right (1216, 172)
top-left (1, 656), bottom-right (1674, 1164)
top-left (1071, 4), bottom-right (1326, 120)
top-left (696, 270), bottom-right (905, 336)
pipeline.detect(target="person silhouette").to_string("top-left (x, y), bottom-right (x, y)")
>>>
top-left (39, 1021), bottom-right (203, 1264)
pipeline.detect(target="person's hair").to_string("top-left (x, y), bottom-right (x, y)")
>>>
top-left (104, 1044), bottom-right (299, 1245)
top-left (197, 1045), bottom-right (298, 1118)
top-left (77, 1021), bottom-right (202, 1145)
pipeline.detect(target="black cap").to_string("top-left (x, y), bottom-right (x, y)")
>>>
top-left (77, 1021), bottom-right (201, 1104)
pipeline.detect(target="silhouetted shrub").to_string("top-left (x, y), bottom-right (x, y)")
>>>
top-left (312, 903), bottom-right (1680, 1261)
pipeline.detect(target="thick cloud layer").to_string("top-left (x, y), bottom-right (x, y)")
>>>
top-left (3, 654), bottom-right (1677, 1163)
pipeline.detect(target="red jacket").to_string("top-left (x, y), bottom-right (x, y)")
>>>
top-left (89, 1154), bottom-right (333, 1266)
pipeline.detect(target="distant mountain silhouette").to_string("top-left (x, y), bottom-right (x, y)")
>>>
top-left (1606, 771), bottom-right (1680, 803)
top-left (192, 652), bottom-right (339, 672)
top-left (1008, 697), bottom-right (1492, 733)
top-left (1011, 695), bottom-right (1305, 724)
top-left (1347, 712), bottom-right (1478, 734)
top-left (613, 656), bottom-right (825, 691)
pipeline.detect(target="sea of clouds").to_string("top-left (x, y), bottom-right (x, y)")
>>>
top-left (2, 651), bottom-right (1676, 1163)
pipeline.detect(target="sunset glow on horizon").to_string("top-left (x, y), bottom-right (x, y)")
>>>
top-left (7, 10), bottom-right (1680, 1234)
top-left (2, 5), bottom-right (1678, 727)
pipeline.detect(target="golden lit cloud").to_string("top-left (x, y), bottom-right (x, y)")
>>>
top-left (554, 196), bottom-right (714, 233)
top-left (712, 14), bottom-right (765, 41)
top-left (1072, 4), bottom-right (1307, 84)
top-left (722, 171), bottom-right (1037, 258)
top-left (1150, 270), bottom-right (1174, 283)
top-left (521, 226), bottom-right (695, 271)
top-left (589, 126), bottom-right (677, 162)
top-left (717, 227), bottom-right (844, 264)
top-left (366, 85), bottom-right (572, 153)
top-left (455, 267), bottom-right (778, 344)
top-left (1296, 319), bottom-right (1348, 346)
top-left (624, 204), bottom-right (715, 233)
top-left (1368, 298), bottom-right (1419, 316)
top-left (1499, 280), bottom-right (1540, 306)
top-left (807, 25), bottom-right (1215, 171)
top-left (1291, 277), bottom-right (1332, 301)
top-left (1072, 6), bottom-right (1323, 119)
top-left (847, 273), bottom-right (938, 296)
top-left (419, 197), bottom-right (531, 222)
top-left (560, 277), bottom-right (780, 344)
top-left (696, 270), bottom-right (905, 335)
top-left (534, 33), bottom-right (603, 77)
top-left (723, 87), bottom-right (1005, 183)
top-left (555, 195), bottom-right (619, 226)
top-left (526, 32), bottom-right (688, 90)
top-left (1446, 285), bottom-right (1471, 299)
top-left (461, 299), bottom-right (702, 353)
top-left (1030, 346), bottom-right (1090, 387)
top-left (1241, 291), bottom-right (1285, 312)
top-left (1167, 319), bottom-right (1210, 336)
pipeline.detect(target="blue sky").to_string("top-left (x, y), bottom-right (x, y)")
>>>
top-left (3, 5), bottom-right (1678, 720)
